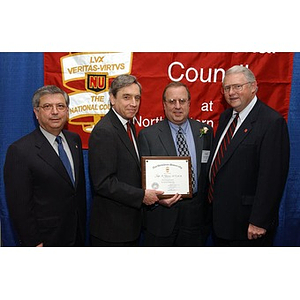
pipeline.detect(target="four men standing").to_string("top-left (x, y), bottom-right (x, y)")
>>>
top-left (3, 66), bottom-right (290, 247)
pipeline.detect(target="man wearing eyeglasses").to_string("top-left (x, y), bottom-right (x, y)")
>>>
top-left (208, 65), bottom-right (290, 246)
top-left (138, 81), bottom-right (213, 246)
top-left (4, 85), bottom-right (86, 246)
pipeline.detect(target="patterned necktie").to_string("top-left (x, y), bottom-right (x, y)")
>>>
top-left (176, 126), bottom-right (196, 192)
top-left (208, 113), bottom-right (239, 203)
top-left (56, 136), bottom-right (75, 185)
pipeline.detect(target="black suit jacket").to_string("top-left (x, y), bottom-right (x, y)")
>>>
top-left (4, 128), bottom-right (87, 246)
top-left (88, 109), bottom-right (144, 243)
top-left (208, 99), bottom-right (290, 240)
top-left (138, 118), bottom-right (213, 237)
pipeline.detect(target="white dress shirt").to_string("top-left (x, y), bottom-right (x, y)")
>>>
top-left (39, 126), bottom-right (75, 181)
top-left (112, 108), bottom-right (139, 159)
top-left (209, 96), bottom-right (257, 181)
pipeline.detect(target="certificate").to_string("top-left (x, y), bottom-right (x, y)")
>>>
top-left (141, 156), bottom-right (192, 198)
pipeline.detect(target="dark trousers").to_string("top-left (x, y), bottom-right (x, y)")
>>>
top-left (90, 235), bottom-right (139, 247)
top-left (143, 197), bottom-right (207, 247)
top-left (143, 226), bottom-right (205, 247)
top-left (213, 230), bottom-right (276, 247)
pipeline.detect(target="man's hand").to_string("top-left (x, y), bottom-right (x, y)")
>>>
top-left (158, 193), bottom-right (182, 208)
top-left (248, 223), bottom-right (266, 240)
top-left (143, 189), bottom-right (164, 205)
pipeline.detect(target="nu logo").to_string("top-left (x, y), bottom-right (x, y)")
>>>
top-left (86, 73), bottom-right (108, 93)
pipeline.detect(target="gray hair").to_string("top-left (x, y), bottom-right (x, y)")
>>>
top-left (109, 74), bottom-right (142, 97)
top-left (32, 85), bottom-right (70, 108)
top-left (223, 65), bottom-right (256, 85)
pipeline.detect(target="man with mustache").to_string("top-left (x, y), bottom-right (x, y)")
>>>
top-left (4, 85), bottom-right (87, 246)
top-left (138, 81), bottom-right (213, 246)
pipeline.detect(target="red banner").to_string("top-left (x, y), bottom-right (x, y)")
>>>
top-left (44, 52), bottom-right (293, 149)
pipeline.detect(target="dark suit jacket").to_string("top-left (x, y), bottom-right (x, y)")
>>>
top-left (88, 109), bottom-right (144, 243)
top-left (138, 118), bottom-right (213, 237)
top-left (208, 99), bottom-right (290, 240)
top-left (4, 128), bottom-right (87, 246)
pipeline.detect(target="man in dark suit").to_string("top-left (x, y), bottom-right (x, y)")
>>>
top-left (208, 65), bottom-right (290, 246)
top-left (138, 81), bottom-right (213, 246)
top-left (4, 85), bottom-right (86, 246)
top-left (88, 74), bottom-right (164, 246)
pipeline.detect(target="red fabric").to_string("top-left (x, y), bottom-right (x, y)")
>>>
top-left (44, 52), bottom-right (293, 149)
top-left (126, 121), bottom-right (133, 143)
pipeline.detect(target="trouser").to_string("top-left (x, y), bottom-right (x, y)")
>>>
top-left (143, 226), bottom-right (206, 247)
top-left (90, 235), bottom-right (139, 247)
top-left (213, 230), bottom-right (276, 247)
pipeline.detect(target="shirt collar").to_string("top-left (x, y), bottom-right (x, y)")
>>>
top-left (112, 108), bottom-right (129, 127)
top-left (168, 119), bottom-right (189, 133)
top-left (233, 95), bottom-right (257, 122)
top-left (39, 126), bottom-right (65, 146)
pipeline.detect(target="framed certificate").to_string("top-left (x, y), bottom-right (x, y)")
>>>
top-left (141, 156), bottom-right (192, 198)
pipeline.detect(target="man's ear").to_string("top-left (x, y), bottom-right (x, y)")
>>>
top-left (251, 81), bottom-right (258, 94)
top-left (33, 107), bottom-right (39, 120)
top-left (109, 93), bottom-right (116, 106)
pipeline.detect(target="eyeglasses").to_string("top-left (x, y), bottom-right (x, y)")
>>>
top-left (222, 82), bottom-right (252, 94)
top-left (165, 98), bottom-right (189, 105)
top-left (38, 103), bottom-right (68, 111)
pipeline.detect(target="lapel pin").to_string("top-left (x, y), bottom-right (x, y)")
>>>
top-left (244, 129), bottom-right (248, 133)
top-left (75, 145), bottom-right (78, 148)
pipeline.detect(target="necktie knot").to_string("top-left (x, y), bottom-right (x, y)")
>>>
top-left (55, 135), bottom-right (62, 144)
top-left (234, 112), bottom-right (239, 122)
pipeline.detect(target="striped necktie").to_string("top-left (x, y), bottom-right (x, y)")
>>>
top-left (208, 113), bottom-right (239, 203)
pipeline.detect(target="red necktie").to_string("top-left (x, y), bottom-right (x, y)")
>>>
top-left (208, 113), bottom-right (239, 203)
top-left (127, 121), bottom-right (133, 143)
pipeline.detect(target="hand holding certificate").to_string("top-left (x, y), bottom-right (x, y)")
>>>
top-left (158, 193), bottom-right (182, 207)
top-left (141, 156), bottom-right (193, 199)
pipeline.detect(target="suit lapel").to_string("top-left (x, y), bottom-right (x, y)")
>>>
top-left (208, 110), bottom-right (232, 168)
top-left (108, 110), bottom-right (140, 167)
top-left (157, 119), bottom-right (177, 156)
top-left (64, 130), bottom-right (80, 188)
top-left (218, 101), bottom-right (260, 170)
top-left (157, 119), bottom-right (204, 176)
top-left (189, 119), bottom-right (204, 176)
top-left (214, 110), bottom-right (232, 152)
top-left (34, 129), bottom-right (75, 188)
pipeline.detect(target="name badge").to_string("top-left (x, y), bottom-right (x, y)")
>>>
top-left (201, 150), bottom-right (210, 163)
